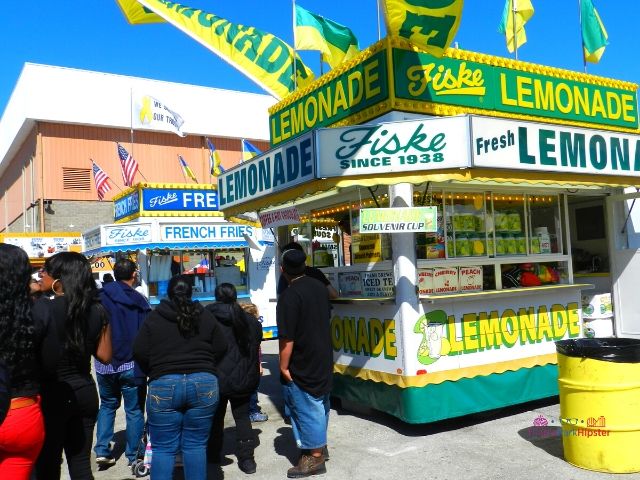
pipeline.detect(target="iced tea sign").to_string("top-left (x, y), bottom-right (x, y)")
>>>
top-left (361, 271), bottom-right (394, 297)
top-left (359, 207), bottom-right (437, 233)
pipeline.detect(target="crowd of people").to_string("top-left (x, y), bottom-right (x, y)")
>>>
top-left (0, 241), bottom-right (334, 479)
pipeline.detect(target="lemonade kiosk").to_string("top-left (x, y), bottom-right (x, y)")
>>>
top-left (218, 37), bottom-right (640, 423)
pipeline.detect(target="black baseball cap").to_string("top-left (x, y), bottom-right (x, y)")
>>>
top-left (281, 249), bottom-right (306, 275)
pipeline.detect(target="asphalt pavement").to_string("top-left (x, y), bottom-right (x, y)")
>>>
top-left (77, 339), bottom-right (640, 480)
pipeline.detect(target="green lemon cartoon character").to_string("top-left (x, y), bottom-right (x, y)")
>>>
top-left (414, 310), bottom-right (451, 365)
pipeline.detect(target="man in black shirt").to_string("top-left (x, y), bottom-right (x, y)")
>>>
top-left (276, 242), bottom-right (339, 299)
top-left (277, 249), bottom-right (333, 478)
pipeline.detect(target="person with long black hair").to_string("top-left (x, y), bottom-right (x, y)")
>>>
top-left (33, 251), bottom-right (112, 480)
top-left (133, 275), bottom-right (227, 480)
top-left (0, 244), bottom-right (45, 479)
top-left (206, 283), bottom-right (263, 474)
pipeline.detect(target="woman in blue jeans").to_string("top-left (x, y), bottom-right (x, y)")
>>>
top-left (134, 275), bottom-right (227, 479)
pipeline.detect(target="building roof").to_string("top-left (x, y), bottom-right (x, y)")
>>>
top-left (0, 63), bottom-right (276, 175)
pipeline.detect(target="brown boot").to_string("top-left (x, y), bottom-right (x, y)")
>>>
top-left (287, 454), bottom-right (326, 478)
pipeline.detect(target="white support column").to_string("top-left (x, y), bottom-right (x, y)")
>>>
top-left (389, 183), bottom-right (418, 313)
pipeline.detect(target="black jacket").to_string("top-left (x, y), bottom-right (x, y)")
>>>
top-left (206, 302), bottom-right (262, 398)
top-left (134, 299), bottom-right (227, 381)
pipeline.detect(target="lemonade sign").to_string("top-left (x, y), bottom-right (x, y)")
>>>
top-left (414, 302), bottom-right (581, 365)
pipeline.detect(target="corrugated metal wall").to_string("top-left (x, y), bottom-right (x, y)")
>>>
top-left (1, 121), bottom-right (270, 231)
top-left (0, 132), bottom-right (37, 230)
top-left (39, 123), bottom-right (266, 200)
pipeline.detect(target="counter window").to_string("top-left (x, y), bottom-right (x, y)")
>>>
top-left (491, 193), bottom-right (526, 257)
top-left (147, 248), bottom-right (247, 303)
top-left (415, 191), bottom-right (564, 261)
top-left (528, 195), bottom-right (562, 254)
top-left (304, 188), bottom-right (392, 268)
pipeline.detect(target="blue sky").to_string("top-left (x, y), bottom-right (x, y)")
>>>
top-left (1, 1), bottom-right (639, 116)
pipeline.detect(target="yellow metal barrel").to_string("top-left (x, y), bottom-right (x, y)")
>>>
top-left (556, 338), bottom-right (640, 473)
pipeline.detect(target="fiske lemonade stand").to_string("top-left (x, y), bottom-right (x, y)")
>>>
top-left (218, 37), bottom-right (640, 423)
top-left (82, 182), bottom-right (280, 338)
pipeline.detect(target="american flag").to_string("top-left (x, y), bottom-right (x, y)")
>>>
top-left (91, 160), bottom-right (111, 201)
top-left (117, 143), bottom-right (139, 187)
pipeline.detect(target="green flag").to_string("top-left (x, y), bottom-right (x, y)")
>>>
top-left (581, 0), bottom-right (608, 63)
top-left (294, 4), bottom-right (359, 69)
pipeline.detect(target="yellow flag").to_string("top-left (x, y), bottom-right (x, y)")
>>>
top-left (115, 0), bottom-right (164, 24)
top-left (498, 0), bottom-right (535, 53)
top-left (383, 0), bottom-right (464, 57)
top-left (134, 0), bottom-right (315, 99)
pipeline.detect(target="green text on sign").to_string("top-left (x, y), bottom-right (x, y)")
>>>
top-left (393, 48), bottom-right (638, 130)
top-left (270, 50), bottom-right (389, 146)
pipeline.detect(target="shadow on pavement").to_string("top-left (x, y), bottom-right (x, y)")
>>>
top-left (96, 429), bottom-right (127, 472)
top-left (332, 393), bottom-right (561, 438)
top-left (518, 425), bottom-right (564, 460)
top-left (273, 426), bottom-right (298, 466)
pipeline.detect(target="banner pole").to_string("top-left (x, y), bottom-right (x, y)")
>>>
top-left (512, 0), bottom-right (518, 60)
top-left (578, 0), bottom-right (587, 73)
top-left (377, 0), bottom-right (381, 41)
top-left (130, 88), bottom-right (134, 158)
top-left (292, 0), bottom-right (297, 90)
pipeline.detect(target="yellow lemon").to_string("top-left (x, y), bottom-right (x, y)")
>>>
top-left (440, 338), bottom-right (451, 356)
top-left (473, 240), bottom-right (485, 255)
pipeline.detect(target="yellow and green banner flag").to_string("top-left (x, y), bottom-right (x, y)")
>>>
top-left (382, 0), bottom-right (463, 57)
top-left (116, 0), bottom-right (164, 24)
top-left (580, 0), bottom-right (608, 63)
top-left (241, 139), bottom-right (262, 162)
top-left (207, 138), bottom-right (224, 177)
top-left (498, 0), bottom-right (534, 53)
top-left (178, 155), bottom-right (198, 183)
top-left (294, 4), bottom-right (359, 69)
top-left (131, 0), bottom-right (315, 99)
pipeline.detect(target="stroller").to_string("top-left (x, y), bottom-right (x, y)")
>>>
top-left (130, 423), bottom-right (151, 478)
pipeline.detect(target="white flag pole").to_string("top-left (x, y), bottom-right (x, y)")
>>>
top-left (512, 0), bottom-right (518, 60)
top-left (578, 0), bottom-right (587, 73)
top-left (129, 88), bottom-right (135, 158)
top-left (292, 0), bottom-right (298, 90)
top-left (377, 0), bottom-right (381, 41)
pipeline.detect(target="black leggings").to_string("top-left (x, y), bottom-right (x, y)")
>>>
top-left (208, 394), bottom-right (253, 461)
top-left (36, 381), bottom-right (99, 480)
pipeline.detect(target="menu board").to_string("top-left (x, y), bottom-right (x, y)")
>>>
top-left (418, 268), bottom-right (434, 295)
top-left (433, 267), bottom-right (458, 294)
top-left (1, 234), bottom-right (82, 258)
top-left (338, 272), bottom-right (363, 296)
top-left (459, 266), bottom-right (483, 292)
top-left (338, 270), bottom-right (394, 297)
top-left (361, 271), bottom-right (394, 297)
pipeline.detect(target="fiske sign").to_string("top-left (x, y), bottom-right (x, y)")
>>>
top-left (218, 133), bottom-right (315, 209)
top-left (142, 188), bottom-right (218, 211)
top-left (393, 48), bottom-right (638, 130)
top-left (316, 116), bottom-right (470, 177)
top-left (472, 116), bottom-right (640, 177)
